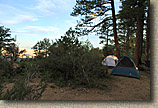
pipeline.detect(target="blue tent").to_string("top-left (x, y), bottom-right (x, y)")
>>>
top-left (111, 56), bottom-right (140, 79)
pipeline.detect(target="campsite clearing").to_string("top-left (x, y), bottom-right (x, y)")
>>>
top-left (39, 70), bottom-right (150, 100)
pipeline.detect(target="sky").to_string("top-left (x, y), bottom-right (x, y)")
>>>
top-left (0, 0), bottom-right (121, 49)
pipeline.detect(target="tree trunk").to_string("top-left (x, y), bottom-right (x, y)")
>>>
top-left (126, 27), bottom-right (130, 56)
top-left (106, 30), bottom-right (109, 55)
top-left (134, 1), bottom-right (145, 66)
top-left (111, 0), bottom-right (120, 58)
top-left (106, 31), bottom-right (108, 47)
top-left (134, 17), bottom-right (144, 66)
top-left (145, 3), bottom-right (150, 61)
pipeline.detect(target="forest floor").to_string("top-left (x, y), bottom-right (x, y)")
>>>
top-left (39, 69), bottom-right (150, 101)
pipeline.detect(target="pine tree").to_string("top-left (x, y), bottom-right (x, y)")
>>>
top-left (71, 0), bottom-right (120, 58)
top-left (119, 0), bottom-right (147, 66)
top-left (0, 26), bottom-right (15, 57)
top-left (145, 0), bottom-right (150, 61)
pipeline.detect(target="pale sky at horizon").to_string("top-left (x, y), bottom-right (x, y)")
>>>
top-left (0, 0), bottom-right (121, 49)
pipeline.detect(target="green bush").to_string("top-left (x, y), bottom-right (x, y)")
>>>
top-left (2, 79), bottom-right (47, 100)
top-left (0, 58), bottom-right (12, 77)
top-left (50, 85), bottom-right (55, 88)
top-left (0, 77), bottom-right (4, 99)
top-left (40, 36), bottom-right (107, 88)
top-left (0, 60), bottom-right (47, 100)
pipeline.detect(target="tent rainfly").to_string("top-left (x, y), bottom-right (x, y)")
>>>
top-left (111, 56), bottom-right (140, 79)
top-left (102, 55), bottom-right (118, 67)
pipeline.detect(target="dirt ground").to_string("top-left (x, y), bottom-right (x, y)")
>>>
top-left (39, 70), bottom-right (150, 101)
